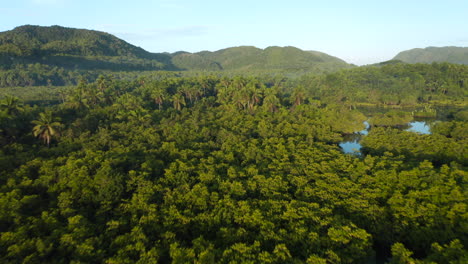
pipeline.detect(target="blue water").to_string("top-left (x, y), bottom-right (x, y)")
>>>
top-left (340, 141), bottom-right (363, 155)
top-left (339, 121), bottom-right (369, 155)
top-left (340, 121), bottom-right (431, 154)
top-left (406, 121), bottom-right (431, 134)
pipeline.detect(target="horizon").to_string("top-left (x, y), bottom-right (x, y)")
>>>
top-left (1, 0), bottom-right (468, 65)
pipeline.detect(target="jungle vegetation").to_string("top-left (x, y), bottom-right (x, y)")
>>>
top-left (0, 25), bottom-right (467, 264)
top-left (0, 72), bottom-right (467, 263)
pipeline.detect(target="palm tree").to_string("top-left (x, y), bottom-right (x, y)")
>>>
top-left (0, 109), bottom-right (8, 137)
top-left (291, 86), bottom-right (306, 106)
top-left (172, 93), bottom-right (186, 111)
top-left (67, 83), bottom-right (89, 110)
top-left (32, 111), bottom-right (62, 147)
top-left (233, 88), bottom-right (249, 110)
top-left (96, 75), bottom-right (111, 93)
top-left (180, 84), bottom-right (201, 105)
top-left (197, 76), bottom-right (212, 97)
top-left (151, 88), bottom-right (166, 110)
top-left (0, 96), bottom-right (22, 144)
top-left (248, 83), bottom-right (263, 110)
top-left (263, 89), bottom-right (280, 112)
top-left (1, 95), bottom-right (23, 116)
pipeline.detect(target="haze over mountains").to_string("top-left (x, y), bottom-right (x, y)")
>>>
top-left (0, 25), bottom-right (467, 73)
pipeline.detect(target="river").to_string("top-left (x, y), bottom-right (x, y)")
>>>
top-left (339, 120), bottom-right (432, 155)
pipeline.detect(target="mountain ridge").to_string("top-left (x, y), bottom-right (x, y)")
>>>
top-left (0, 25), bottom-right (353, 73)
top-left (171, 45), bottom-right (352, 72)
top-left (393, 46), bottom-right (468, 64)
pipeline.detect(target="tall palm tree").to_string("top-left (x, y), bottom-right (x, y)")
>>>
top-left (32, 111), bottom-right (62, 147)
top-left (0, 109), bottom-right (8, 137)
top-left (0, 96), bottom-right (23, 144)
top-left (151, 88), bottom-right (166, 110)
top-left (233, 88), bottom-right (249, 110)
top-left (180, 84), bottom-right (200, 105)
top-left (1, 95), bottom-right (23, 116)
top-left (291, 86), bottom-right (306, 106)
top-left (248, 83), bottom-right (263, 110)
top-left (263, 89), bottom-right (280, 113)
top-left (197, 76), bottom-right (213, 97)
top-left (172, 93), bottom-right (186, 111)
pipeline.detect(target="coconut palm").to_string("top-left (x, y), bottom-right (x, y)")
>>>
top-left (291, 85), bottom-right (306, 106)
top-left (233, 88), bottom-right (250, 110)
top-left (151, 88), bottom-right (166, 110)
top-left (172, 93), bottom-right (186, 111)
top-left (263, 89), bottom-right (280, 112)
top-left (32, 111), bottom-right (62, 147)
top-left (248, 83), bottom-right (263, 110)
top-left (1, 95), bottom-right (23, 116)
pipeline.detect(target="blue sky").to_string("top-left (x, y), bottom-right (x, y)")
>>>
top-left (1, 0), bottom-right (467, 65)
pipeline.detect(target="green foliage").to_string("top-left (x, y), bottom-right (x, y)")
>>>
top-left (0, 25), bottom-right (168, 69)
top-left (31, 110), bottom-right (62, 146)
top-left (362, 126), bottom-right (467, 165)
top-left (394, 46), bottom-right (468, 65)
top-left (369, 111), bottom-right (413, 127)
top-left (174, 45), bottom-right (353, 73)
top-left (299, 62), bottom-right (468, 106)
top-left (0, 25), bottom-right (354, 84)
top-left (427, 240), bottom-right (468, 264)
top-left (0, 74), bottom-right (466, 263)
top-left (389, 243), bottom-right (417, 264)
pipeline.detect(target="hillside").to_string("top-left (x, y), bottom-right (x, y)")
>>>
top-left (0, 25), bottom-right (353, 74)
top-left (0, 25), bottom-right (170, 70)
top-left (393, 46), bottom-right (468, 64)
top-left (171, 46), bottom-right (353, 72)
top-left (0, 25), bottom-right (356, 87)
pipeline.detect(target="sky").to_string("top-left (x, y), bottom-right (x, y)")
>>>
top-left (1, 0), bottom-right (467, 65)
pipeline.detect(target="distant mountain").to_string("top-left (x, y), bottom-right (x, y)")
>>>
top-left (171, 46), bottom-right (353, 72)
top-left (393, 46), bottom-right (468, 64)
top-left (0, 25), bottom-right (352, 73)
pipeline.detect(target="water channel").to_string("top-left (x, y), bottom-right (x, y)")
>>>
top-left (339, 120), bottom-right (432, 155)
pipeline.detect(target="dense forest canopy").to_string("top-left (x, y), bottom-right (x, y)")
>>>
top-left (1, 62), bottom-right (467, 109)
top-left (0, 71), bottom-right (467, 263)
top-left (0, 25), bottom-right (467, 264)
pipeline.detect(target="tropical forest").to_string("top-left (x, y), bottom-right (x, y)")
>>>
top-left (0, 25), bottom-right (467, 264)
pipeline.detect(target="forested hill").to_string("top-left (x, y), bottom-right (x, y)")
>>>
top-left (0, 25), bottom-right (150, 57)
top-left (171, 46), bottom-right (353, 72)
top-left (393, 46), bottom-right (468, 64)
top-left (0, 25), bottom-right (353, 75)
top-left (0, 25), bottom-right (172, 71)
